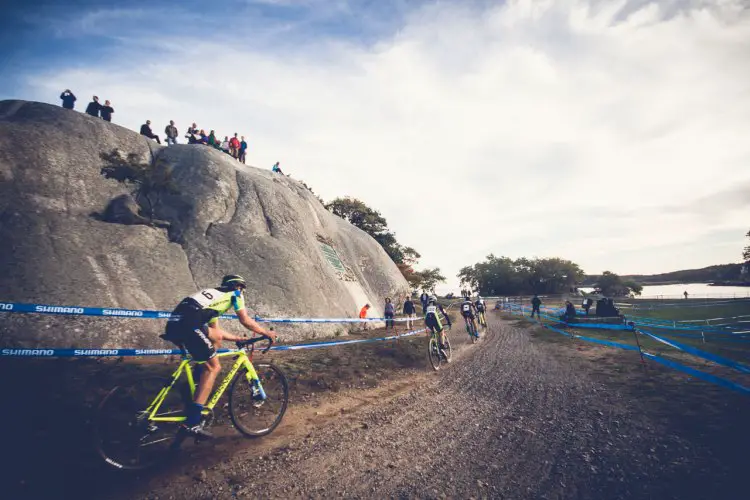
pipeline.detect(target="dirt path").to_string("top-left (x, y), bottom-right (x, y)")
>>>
top-left (111, 316), bottom-right (747, 500)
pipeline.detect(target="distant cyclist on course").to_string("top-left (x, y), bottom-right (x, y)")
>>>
top-left (161, 275), bottom-right (276, 438)
top-left (460, 296), bottom-right (479, 338)
top-left (474, 296), bottom-right (487, 327)
top-left (424, 296), bottom-right (449, 357)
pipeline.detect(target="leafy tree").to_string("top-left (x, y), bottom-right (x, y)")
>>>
top-left (595, 271), bottom-right (642, 297)
top-left (411, 268), bottom-right (446, 293)
top-left (623, 280), bottom-right (643, 296)
top-left (459, 255), bottom-right (584, 295)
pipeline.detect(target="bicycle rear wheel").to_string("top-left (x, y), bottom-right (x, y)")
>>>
top-left (427, 335), bottom-right (442, 371)
top-left (94, 377), bottom-right (184, 470)
top-left (443, 336), bottom-right (452, 362)
top-left (229, 363), bottom-right (289, 437)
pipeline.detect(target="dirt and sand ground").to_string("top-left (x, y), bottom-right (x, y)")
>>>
top-left (4, 313), bottom-right (748, 499)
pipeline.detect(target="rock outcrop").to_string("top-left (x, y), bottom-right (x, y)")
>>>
top-left (0, 100), bottom-right (409, 349)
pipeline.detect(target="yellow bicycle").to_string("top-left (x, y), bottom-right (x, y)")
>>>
top-left (94, 337), bottom-right (288, 470)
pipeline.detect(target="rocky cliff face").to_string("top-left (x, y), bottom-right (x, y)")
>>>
top-left (0, 100), bottom-right (408, 349)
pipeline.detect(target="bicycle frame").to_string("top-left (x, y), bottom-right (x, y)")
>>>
top-left (144, 350), bottom-right (262, 423)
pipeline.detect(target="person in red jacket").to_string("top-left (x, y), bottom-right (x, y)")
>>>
top-left (229, 133), bottom-right (241, 159)
top-left (359, 303), bottom-right (371, 331)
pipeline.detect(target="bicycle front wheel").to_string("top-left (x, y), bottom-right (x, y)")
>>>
top-left (428, 335), bottom-right (442, 371)
top-left (229, 363), bottom-right (289, 437)
top-left (94, 377), bottom-right (184, 470)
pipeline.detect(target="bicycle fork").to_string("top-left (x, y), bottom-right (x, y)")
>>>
top-left (243, 359), bottom-right (267, 401)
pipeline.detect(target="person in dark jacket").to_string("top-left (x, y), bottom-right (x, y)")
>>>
top-left (85, 96), bottom-right (101, 117)
top-left (384, 297), bottom-right (395, 330)
top-left (402, 296), bottom-right (416, 329)
top-left (420, 291), bottom-right (429, 313)
top-left (60, 89), bottom-right (76, 109)
top-left (530, 294), bottom-right (542, 319)
top-left (100, 100), bottom-right (114, 122)
top-left (139, 120), bottom-right (161, 144)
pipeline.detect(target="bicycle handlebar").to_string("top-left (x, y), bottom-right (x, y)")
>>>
top-left (236, 335), bottom-right (274, 353)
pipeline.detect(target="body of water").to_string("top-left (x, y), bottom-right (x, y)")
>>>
top-left (580, 282), bottom-right (750, 299)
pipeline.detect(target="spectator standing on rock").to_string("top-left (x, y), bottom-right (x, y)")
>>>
top-left (531, 294), bottom-right (542, 319)
top-left (139, 120), bottom-right (161, 144)
top-left (221, 136), bottom-right (230, 154)
top-left (208, 130), bottom-right (218, 148)
top-left (85, 96), bottom-right (101, 117)
top-left (229, 133), bottom-right (240, 159)
top-left (165, 121), bottom-right (179, 145)
top-left (384, 298), bottom-right (395, 330)
top-left (239, 136), bottom-right (248, 164)
top-left (100, 100), bottom-right (114, 122)
top-left (60, 89), bottom-right (76, 109)
top-left (359, 304), bottom-right (371, 331)
top-left (403, 296), bottom-right (416, 329)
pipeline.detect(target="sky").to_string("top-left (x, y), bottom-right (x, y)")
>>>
top-left (1, 0), bottom-right (749, 293)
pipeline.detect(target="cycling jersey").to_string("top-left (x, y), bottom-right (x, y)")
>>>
top-left (424, 304), bottom-right (443, 333)
top-left (162, 287), bottom-right (246, 361)
top-left (460, 301), bottom-right (475, 317)
top-left (475, 300), bottom-right (485, 313)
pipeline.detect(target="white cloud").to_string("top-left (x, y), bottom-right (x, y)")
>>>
top-left (19, 0), bottom-right (750, 291)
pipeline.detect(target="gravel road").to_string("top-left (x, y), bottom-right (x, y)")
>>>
top-left (117, 316), bottom-right (747, 499)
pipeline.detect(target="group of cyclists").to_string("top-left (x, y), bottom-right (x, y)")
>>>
top-left (423, 293), bottom-right (488, 358)
top-left (162, 274), bottom-right (489, 439)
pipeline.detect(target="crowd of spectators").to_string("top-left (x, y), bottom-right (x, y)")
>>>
top-left (57, 88), bottom-right (277, 170)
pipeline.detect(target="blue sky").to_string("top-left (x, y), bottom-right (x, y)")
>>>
top-left (2, 0), bottom-right (750, 292)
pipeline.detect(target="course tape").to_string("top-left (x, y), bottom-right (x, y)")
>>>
top-left (507, 308), bottom-right (750, 395)
top-left (0, 327), bottom-right (429, 358)
top-left (637, 329), bottom-right (750, 375)
top-left (0, 301), bottom-right (421, 323)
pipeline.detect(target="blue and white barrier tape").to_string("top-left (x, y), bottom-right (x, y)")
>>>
top-left (0, 327), bottom-right (429, 358)
top-left (506, 305), bottom-right (750, 395)
top-left (637, 329), bottom-right (750, 375)
top-left (0, 301), bottom-right (423, 324)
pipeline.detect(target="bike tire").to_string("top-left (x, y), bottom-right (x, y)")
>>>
top-left (428, 336), bottom-right (442, 371)
top-left (444, 336), bottom-right (452, 362)
top-left (94, 377), bottom-right (184, 471)
top-left (229, 363), bottom-right (289, 437)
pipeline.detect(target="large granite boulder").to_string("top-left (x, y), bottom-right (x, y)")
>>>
top-left (0, 100), bottom-right (408, 349)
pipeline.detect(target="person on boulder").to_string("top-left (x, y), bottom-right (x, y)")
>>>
top-left (160, 275), bottom-right (276, 439)
top-left (85, 96), bottom-right (101, 117)
top-left (229, 133), bottom-right (241, 159)
top-left (165, 120), bottom-right (179, 145)
top-left (530, 294), bottom-right (542, 319)
top-left (239, 136), bottom-right (248, 164)
top-left (139, 120), bottom-right (161, 144)
top-left (100, 100), bottom-right (114, 122)
top-left (272, 162), bottom-right (284, 175)
top-left (60, 89), bottom-right (76, 110)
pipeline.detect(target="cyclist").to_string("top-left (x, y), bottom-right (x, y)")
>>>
top-left (436, 301), bottom-right (452, 329)
top-left (161, 274), bottom-right (276, 438)
top-left (460, 296), bottom-right (479, 338)
top-left (424, 296), bottom-right (449, 359)
top-left (474, 296), bottom-right (487, 327)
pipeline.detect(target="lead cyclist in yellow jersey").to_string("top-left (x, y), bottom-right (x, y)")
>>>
top-left (161, 274), bottom-right (276, 438)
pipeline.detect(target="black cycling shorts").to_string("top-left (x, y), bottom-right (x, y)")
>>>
top-left (462, 312), bottom-right (475, 320)
top-left (163, 320), bottom-right (216, 361)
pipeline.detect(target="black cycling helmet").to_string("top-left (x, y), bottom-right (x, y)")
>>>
top-left (221, 274), bottom-right (247, 289)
